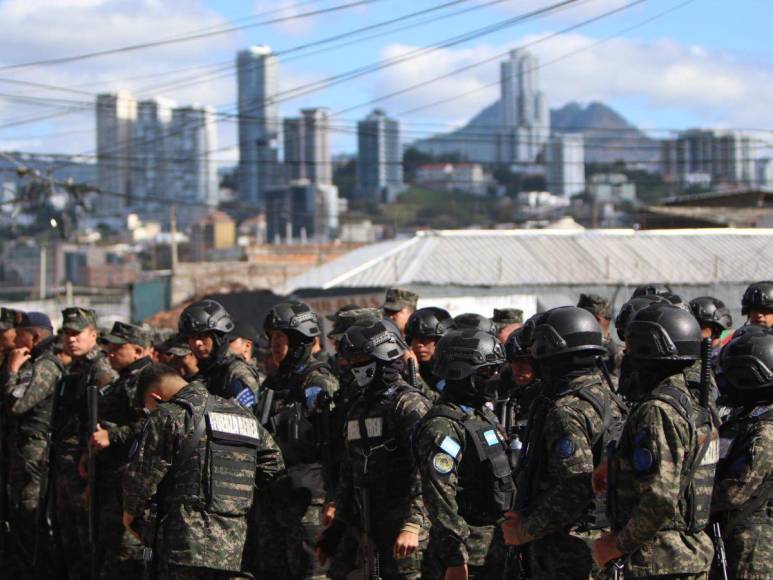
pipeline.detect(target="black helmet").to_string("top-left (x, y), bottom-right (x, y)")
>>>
top-left (615, 295), bottom-right (670, 341)
top-left (453, 313), bottom-right (496, 335)
top-left (741, 281), bottom-right (773, 315)
top-left (689, 296), bottom-right (732, 332)
top-left (263, 301), bottom-right (320, 341)
top-left (405, 307), bottom-right (454, 343)
top-left (719, 328), bottom-right (773, 390)
top-left (632, 284), bottom-right (673, 299)
top-left (505, 327), bottom-right (530, 361)
top-left (625, 303), bottom-right (701, 361)
top-left (433, 329), bottom-right (505, 381)
top-left (529, 306), bottom-right (606, 361)
top-left (178, 300), bottom-right (235, 337)
top-left (339, 319), bottom-right (407, 362)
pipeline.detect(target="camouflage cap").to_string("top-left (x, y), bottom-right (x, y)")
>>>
top-left (0, 307), bottom-right (20, 331)
top-left (325, 303), bottom-right (360, 322)
top-left (382, 288), bottom-right (419, 312)
top-left (577, 293), bottom-right (613, 319)
top-left (166, 334), bottom-right (193, 357)
top-left (61, 307), bottom-right (98, 332)
top-left (492, 308), bottom-right (524, 326)
top-left (328, 308), bottom-right (382, 340)
top-left (102, 321), bottom-right (152, 347)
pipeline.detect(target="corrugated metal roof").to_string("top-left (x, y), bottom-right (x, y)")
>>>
top-left (282, 229), bottom-right (773, 291)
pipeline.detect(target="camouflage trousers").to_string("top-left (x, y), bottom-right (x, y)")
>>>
top-left (53, 452), bottom-right (89, 580)
top-left (160, 563), bottom-right (253, 579)
top-left (725, 523), bottom-right (771, 580)
top-left (424, 523), bottom-right (507, 580)
top-left (96, 474), bottom-right (143, 580)
top-left (634, 575), bottom-right (708, 580)
top-left (529, 528), bottom-right (605, 580)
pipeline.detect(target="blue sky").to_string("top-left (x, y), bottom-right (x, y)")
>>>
top-left (0, 0), bottom-right (771, 164)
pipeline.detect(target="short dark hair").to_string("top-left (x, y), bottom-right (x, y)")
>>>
top-left (138, 363), bottom-right (182, 397)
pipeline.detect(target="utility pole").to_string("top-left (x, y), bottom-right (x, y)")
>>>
top-left (170, 206), bottom-right (179, 273)
top-left (38, 244), bottom-right (46, 300)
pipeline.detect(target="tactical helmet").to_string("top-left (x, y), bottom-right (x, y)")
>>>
top-left (433, 329), bottom-right (505, 381)
top-left (625, 303), bottom-right (702, 361)
top-left (719, 328), bottom-right (773, 390)
top-left (263, 301), bottom-right (320, 340)
top-left (631, 284), bottom-right (673, 299)
top-left (178, 300), bottom-right (235, 337)
top-left (405, 307), bottom-right (454, 343)
top-left (453, 313), bottom-right (496, 335)
top-left (529, 306), bottom-right (606, 361)
top-left (741, 281), bottom-right (773, 315)
top-left (615, 295), bottom-right (670, 341)
top-left (504, 327), bottom-right (531, 361)
top-left (689, 296), bottom-right (733, 332)
top-left (339, 319), bottom-right (407, 362)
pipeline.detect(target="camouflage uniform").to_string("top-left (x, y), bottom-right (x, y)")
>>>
top-left (382, 288), bottom-right (419, 316)
top-left (198, 350), bottom-right (261, 410)
top-left (578, 294), bottom-right (623, 376)
top-left (415, 391), bottom-right (515, 578)
top-left (609, 373), bottom-right (716, 578)
top-left (712, 403), bottom-right (772, 580)
top-left (122, 381), bottom-right (284, 579)
top-left (333, 375), bottom-right (430, 578)
top-left (514, 371), bottom-right (625, 579)
top-left (493, 308), bottom-right (523, 334)
top-left (4, 335), bottom-right (64, 578)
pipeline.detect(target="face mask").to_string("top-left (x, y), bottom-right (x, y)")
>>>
top-left (349, 361), bottom-right (378, 387)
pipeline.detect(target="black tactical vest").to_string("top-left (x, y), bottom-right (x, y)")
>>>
top-left (420, 404), bottom-right (515, 525)
top-left (16, 351), bottom-right (64, 438)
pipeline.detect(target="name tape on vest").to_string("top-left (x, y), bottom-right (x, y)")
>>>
top-left (208, 412), bottom-right (260, 444)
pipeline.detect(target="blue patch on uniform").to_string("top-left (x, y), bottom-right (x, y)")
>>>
top-left (633, 448), bottom-right (654, 473)
top-left (439, 436), bottom-right (461, 459)
top-left (483, 429), bottom-right (499, 446)
top-left (128, 439), bottom-right (139, 459)
top-left (304, 386), bottom-right (323, 410)
top-left (460, 405), bottom-right (473, 414)
top-left (235, 387), bottom-right (257, 408)
top-left (634, 429), bottom-right (648, 445)
top-left (555, 436), bottom-right (575, 459)
top-left (436, 379), bottom-right (446, 392)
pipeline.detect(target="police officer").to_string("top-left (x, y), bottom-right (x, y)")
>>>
top-left (3, 312), bottom-right (63, 579)
top-left (178, 300), bottom-right (260, 409)
top-left (260, 301), bottom-right (339, 579)
top-left (415, 329), bottom-right (515, 579)
top-left (89, 321), bottom-right (153, 578)
top-left (594, 303), bottom-right (717, 578)
top-left (740, 281), bottom-right (773, 329)
top-left (405, 306), bottom-right (455, 396)
top-left (122, 363), bottom-right (284, 579)
top-left (55, 307), bottom-right (117, 580)
top-left (711, 328), bottom-right (772, 580)
top-left (382, 288), bottom-right (419, 336)
top-left (452, 313), bottom-right (497, 335)
top-left (318, 319), bottom-right (430, 579)
top-left (502, 306), bottom-right (626, 578)
top-left (492, 309), bottom-right (523, 344)
top-left (689, 296), bottom-right (732, 350)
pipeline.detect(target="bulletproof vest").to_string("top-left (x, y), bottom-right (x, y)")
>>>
top-left (719, 405), bottom-right (773, 531)
top-left (610, 383), bottom-right (718, 534)
top-left (15, 351), bottom-right (64, 438)
top-left (202, 354), bottom-right (259, 401)
top-left (164, 391), bottom-right (260, 517)
top-left (495, 381), bottom-right (541, 470)
top-left (421, 404), bottom-right (515, 525)
top-left (345, 382), bottom-right (424, 504)
top-left (55, 349), bottom-right (111, 446)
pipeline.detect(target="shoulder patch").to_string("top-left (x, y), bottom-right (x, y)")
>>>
top-left (438, 436), bottom-right (461, 459)
top-left (633, 447), bottom-right (655, 473)
top-left (483, 429), bottom-right (500, 446)
top-left (555, 436), bottom-right (575, 459)
top-left (432, 452), bottom-right (454, 474)
top-left (751, 405), bottom-right (772, 419)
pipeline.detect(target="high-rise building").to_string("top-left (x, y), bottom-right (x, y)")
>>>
top-left (356, 109), bottom-right (403, 202)
top-left (96, 91), bottom-right (137, 214)
top-left (283, 108), bottom-right (332, 185)
top-left (133, 98), bottom-right (174, 209)
top-left (168, 105), bottom-right (218, 206)
top-left (545, 133), bottom-right (585, 198)
top-left (265, 179), bottom-right (339, 243)
top-left (499, 49), bottom-right (550, 165)
top-left (756, 158), bottom-right (773, 188)
top-left (237, 46), bottom-right (279, 207)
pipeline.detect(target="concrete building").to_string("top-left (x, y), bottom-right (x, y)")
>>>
top-left (588, 173), bottom-right (637, 203)
top-left (545, 133), bottom-right (585, 198)
top-left (237, 46), bottom-right (279, 207)
top-left (265, 179), bottom-right (339, 243)
top-left (132, 98), bottom-right (174, 210)
top-left (356, 109), bottom-right (403, 203)
top-left (283, 107), bottom-right (332, 185)
top-left (190, 210), bottom-right (237, 261)
top-left (755, 158), bottom-right (773, 188)
top-left (96, 91), bottom-right (137, 215)
top-left (415, 163), bottom-right (492, 196)
top-left (168, 105), bottom-right (218, 206)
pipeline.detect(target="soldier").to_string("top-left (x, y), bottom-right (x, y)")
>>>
top-left (740, 281), bottom-right (773, 329)
top-left (415, 329), bottom-right (515, 579)
top-left (260, 301), bottom-right (339, 579)
top-left (317, 319), bottom-right (431, 579)
top-left (55, 307), bottom-right (117, 580)
top-left (178, 300), bottom-right (260, 409)
top-left (0, 307), bottom-right (18, 373)
top-left (166, 336), bottom-right (200, 381)
top-left (689, 297), bottom-right (733, 350)
top-left (3, 312), bottom-right (63, 578)
top-left (229, 320), bottom-right (260, 367)
top-left (631, 284), bottom-right (674, 300)
top-left (578, 293), bottom-right (624, 375)
top-left (122, 364), bottom-right (284, 579)
top-left (711, 328), bottom-right (772, 580)
top-left (405, 307), bottom-right (455, 395)
top-left (453, 313), bottom-right (497, 335)
top-left (382, 288), bottom-right (419, 336)
top-left (502, 306), bottom-right (626, 578)
top-left (492, 308), bottom-right (523, 344)
top-left (593, 303), bottom-right (717, 579)
top-left (89, 321), bottom-right (153, 578)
